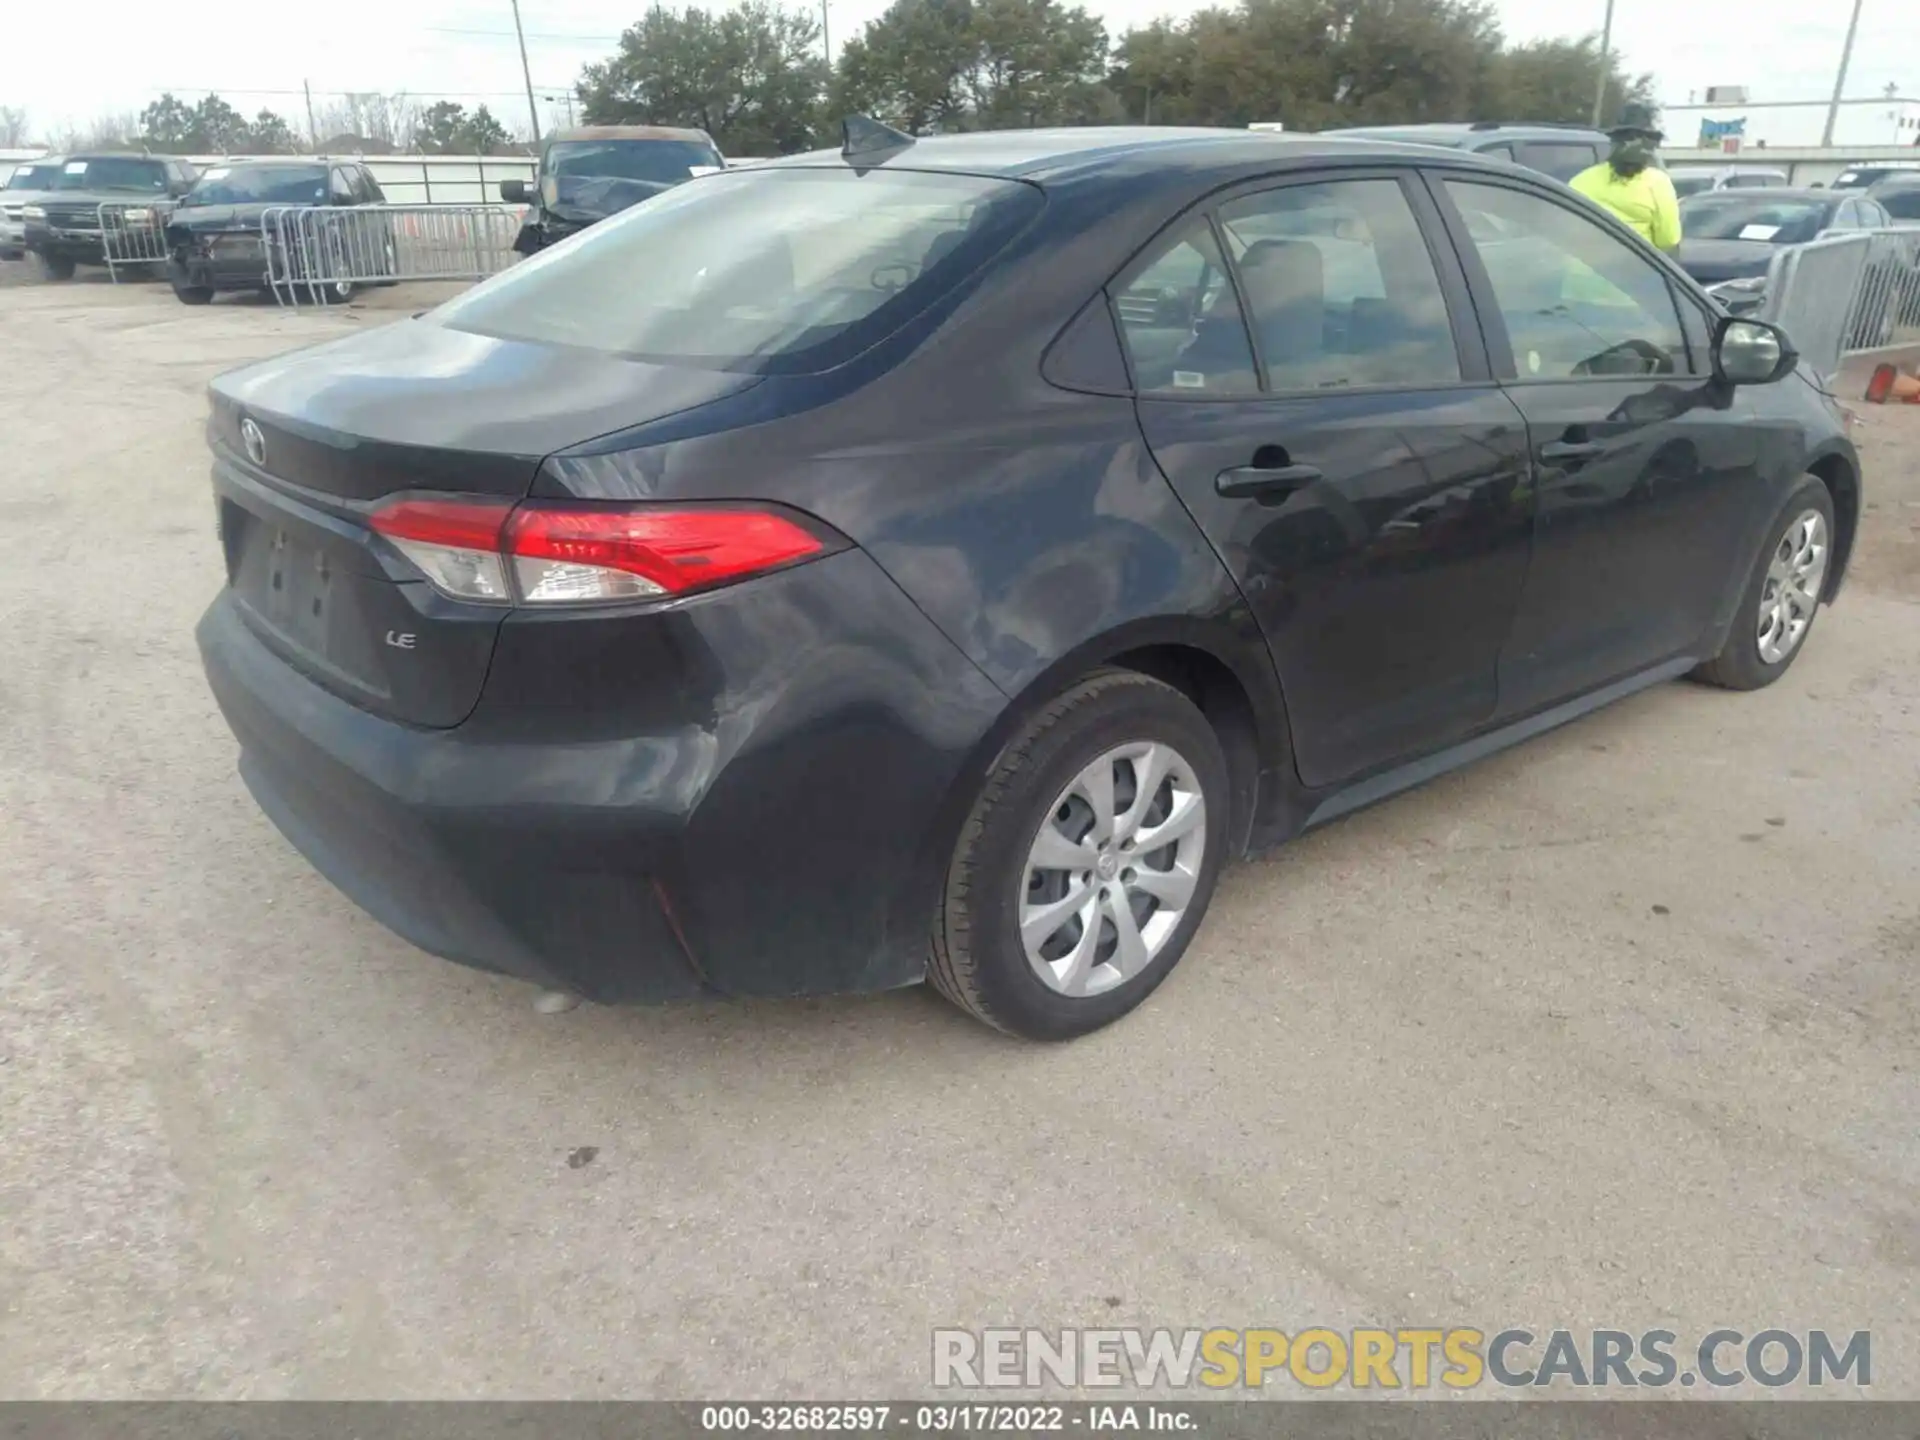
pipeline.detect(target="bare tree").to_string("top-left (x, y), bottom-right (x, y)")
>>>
top-left (312, 92), bottom-right (420, 151)
top-left (47, 111), bottom-right (143, 150)
top-left (0, 106), bottom-right (30, 147)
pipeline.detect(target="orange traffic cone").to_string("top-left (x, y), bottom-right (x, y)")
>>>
top-left (1866, 363), bottom-right (1920, 404)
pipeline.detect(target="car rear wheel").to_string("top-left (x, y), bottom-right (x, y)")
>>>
top-left (1695, 476), bottom-right (1836, 690)
top-left (929, 669), bottom-right (1229, 1040)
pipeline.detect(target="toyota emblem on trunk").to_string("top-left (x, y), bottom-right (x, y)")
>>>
top-left (240, 418), bottom-right (266, 467)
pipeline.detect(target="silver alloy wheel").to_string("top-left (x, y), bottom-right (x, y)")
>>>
top-left (1019, 741), bottom-right (1207, 998)
top-left (1757, 509), bottom-right (1829, 665)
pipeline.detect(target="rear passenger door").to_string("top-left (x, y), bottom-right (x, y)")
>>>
top-left (1118, 170), bottom-right (1535, 787)
top-left (1430, 172), bottom-right (1762, 715)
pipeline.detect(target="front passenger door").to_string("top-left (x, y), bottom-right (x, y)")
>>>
top-left (1433, 175), bottom-right (1761, 715)
top-left (1120, 172), bottom-right (1535, 788)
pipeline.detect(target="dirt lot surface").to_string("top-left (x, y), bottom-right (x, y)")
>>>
top-left (2, 273), bottom-right (1918, 1400)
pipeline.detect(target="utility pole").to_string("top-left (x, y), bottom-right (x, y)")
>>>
top-left (510, 0), bottom-right (543, 145)
top-left (1822, 0), bottom-right (1866, 148)
top-left (303, 79), bottom-right (317, 151)
top-left (821, 0), bottom-right (831, 67)
top-left (1590, 0), bottom-right (1616, 128)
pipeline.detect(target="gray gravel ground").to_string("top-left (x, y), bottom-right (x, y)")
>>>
top-left (1, 274), bottom-right (1917, 1399)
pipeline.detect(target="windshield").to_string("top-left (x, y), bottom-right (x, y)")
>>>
top-left (181, 163), bottom-right (328, 206)
top-left (6, 163), bottom-right (64, 192)
top-left (436, 167), bottom-right (1042, 374)
top-left (1670, 175), bottom-right (1716, 199)
top-left (1680, 195), bottom-right (1830, 243)
top-left (54, 157), bottom-right (168, 192)
top-left (544, 139), bottom-right (721, 188)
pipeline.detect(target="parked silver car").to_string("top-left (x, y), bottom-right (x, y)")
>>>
top-left (1, 156), bottom-right (65, 261)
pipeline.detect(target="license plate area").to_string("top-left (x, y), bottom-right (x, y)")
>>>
top-left (224, 499), bottom-right (393, 700)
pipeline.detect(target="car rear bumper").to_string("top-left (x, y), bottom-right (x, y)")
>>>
top-left (197, 548), bottom-right (1008, 1003)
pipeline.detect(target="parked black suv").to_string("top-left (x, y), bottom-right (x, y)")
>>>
top-left (1320, 122), bottom-right (1610, 182)
top-left (165, 158), bottom-right (393, 304)
top-left (500, 125), bottom-right (724, 254)
top-left (21, 153), bottom-right (200, 278)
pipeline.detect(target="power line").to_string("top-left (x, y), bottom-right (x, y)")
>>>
top-left (426, 25), bottom-right (623, 41)
top-left (139, 86), bottom-right (576, 98)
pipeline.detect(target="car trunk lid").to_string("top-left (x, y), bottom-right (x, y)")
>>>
top-left (207, 318), bottom-right (761, 727)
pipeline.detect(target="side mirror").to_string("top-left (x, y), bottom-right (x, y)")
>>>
top-left (1714, 316), bottom-right (1797, 385)
top-left (499, 178), bottom-right (530, 204)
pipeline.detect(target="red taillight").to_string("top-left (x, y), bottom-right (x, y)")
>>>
top-left (368, 495), bottom-right (829, 606)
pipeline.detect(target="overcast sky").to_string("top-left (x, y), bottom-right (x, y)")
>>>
top-left (0, 0), bottom-right (1911, 139)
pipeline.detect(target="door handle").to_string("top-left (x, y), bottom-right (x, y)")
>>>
top-left (1538, 440), bottom-right (1605, 463)
top-left (1215, 462), bottom-right (1324, 499)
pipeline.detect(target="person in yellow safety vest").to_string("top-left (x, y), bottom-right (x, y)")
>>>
top-left (1571, 104), bottom-right (1682, 253)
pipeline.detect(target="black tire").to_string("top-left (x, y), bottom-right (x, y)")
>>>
top-left (39, 253), bottom-right (75, 281)
top-left (169, 264), bottom-right (213, 305)
top-left (1694, 476), bottom-right (1836, 691)
top-left (929, 669), bottom-right (1230, 1041)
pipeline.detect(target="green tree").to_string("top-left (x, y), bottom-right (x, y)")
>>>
top-left (832, 0), bottom-right (1115, 134)
top-left (460, 104), bottom-right (511, 154)
top-left (245, 109), bottom-right (298, 154)
top-left (1481, 35), bottom-right (1654, 127)
top-left (577, 1), bottom-right (828, 155)
top-left (418, 99), bottom-right (471, 154)
top-left (194, 94), bottom-right (250, 153)
top-left (139, 92), bottom-right (199, 150)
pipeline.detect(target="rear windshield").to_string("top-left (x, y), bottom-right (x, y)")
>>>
top-left (54, 157), bottom-right (168, 192)
top-left (6, 163), bottom-right (64, 192)
top-left (1670, 175), bottom-right (1716, 199)
top-left (544, 139), bottom-right (722, 186)
top-left (436, 167), bottom-right (1043, 374)
top-left (1680, 195), bottom-right (1830, 243)
top-left (181, 164), bottom-right (328, 206)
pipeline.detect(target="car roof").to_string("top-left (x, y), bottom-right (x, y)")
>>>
top-left (755, 126), bottom-right (1531, 183)
top-left (1321, 121), bottom-right (1608, 143)
top-left (1681, 188), bottom-right (1836, 205)
top-left (547, 125), bottom-right (714, 144)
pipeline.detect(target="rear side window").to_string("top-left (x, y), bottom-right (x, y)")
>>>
top-left (358, 168), bottom-right (387, 203)
top-left (1112, 215), bottom-right (1256, 395)
top-left (436, 168), bottom-right (1042, 375)
top-left (1882, 190), bottom-right (1920, 221)
top-left (1517, 142), bottom-right (1600, 182)
top-left (1445, 180), bottom-right (1690, 379)
top-left (1477, 143), bottom-right (1517, 164)
top-left (1216, 178), bottom-right (1459, 390)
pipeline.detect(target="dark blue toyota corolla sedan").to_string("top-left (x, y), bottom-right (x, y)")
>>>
top-left (197, 124), bottom-right (1861, 1039)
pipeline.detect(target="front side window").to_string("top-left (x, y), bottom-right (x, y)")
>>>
top-left (1446, 180), bottom-right (1689, 379)
top-left (436, 167), bottom-right (1042, 375)
top-left (1217, 178), bottom-right (1460, 391)
top-left (1112, 215), bottom-right (1256, 395)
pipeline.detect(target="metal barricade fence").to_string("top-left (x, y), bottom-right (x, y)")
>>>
top-left (97, 202), bottom-right (174, 282)
top-left (1759, 229), bottom-right (1920, 385)
top-left (1848, 228), bottom-right (1920, 353)
top-left (260, 203), bottom-right (525, 305)
top-left (1758, 234), bottom-right (1871, 387)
